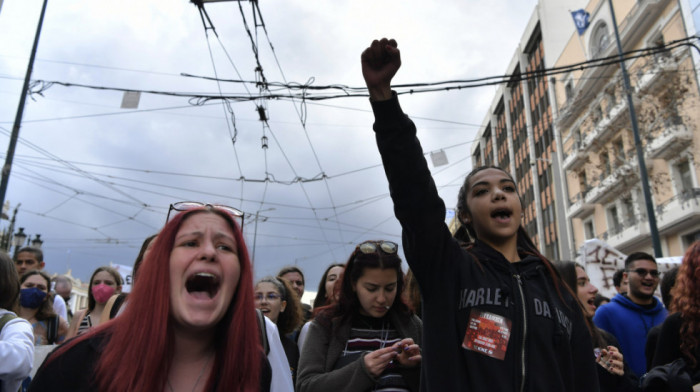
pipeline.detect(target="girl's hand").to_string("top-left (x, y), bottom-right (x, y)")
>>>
top-left (363, 346), bottom-right (398, 378)
top-left (361, 38), bottom-right (401, 101)
top-left (596, 346), bottom-right (624, 376)
top-left (393, 338), bottom-right (422, 367)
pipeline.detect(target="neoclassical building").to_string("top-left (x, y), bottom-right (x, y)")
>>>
top-left (470, 0), bottom-right (700, 260)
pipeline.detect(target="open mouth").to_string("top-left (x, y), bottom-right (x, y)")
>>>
top-left (587, 298), bottom-right (596, 308)
top-left (491, 208), bottom-right (513, 221)
top-left (185, 272), bottom-right (220, 299)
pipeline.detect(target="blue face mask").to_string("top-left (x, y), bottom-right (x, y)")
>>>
top-left (20, 287), bottom-right (47, 309)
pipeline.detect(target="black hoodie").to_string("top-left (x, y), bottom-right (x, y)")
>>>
top-left (371, 94), bottom-right (599, 392)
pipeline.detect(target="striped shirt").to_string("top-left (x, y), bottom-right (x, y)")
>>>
top-left (334, 314), bottom-right (410, 392)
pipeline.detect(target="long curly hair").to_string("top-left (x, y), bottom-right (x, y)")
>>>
top-left (670, 240), bottom-right (700, 368)
top-left (255, 276), bottom-right (303, 335)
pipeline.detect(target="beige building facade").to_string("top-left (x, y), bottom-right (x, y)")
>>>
top-left (555, 0), bottom-right (700, 257)
top-left (471, 0), bottom-right (700, 260)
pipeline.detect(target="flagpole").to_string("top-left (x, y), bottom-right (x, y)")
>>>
top-left (577, 34), bottom-right (589, 61)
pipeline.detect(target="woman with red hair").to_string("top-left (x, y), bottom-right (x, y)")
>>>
top-left (30, 203), bottom-right (270, 392)
top-left (650, 240), bottom-right (700, 382)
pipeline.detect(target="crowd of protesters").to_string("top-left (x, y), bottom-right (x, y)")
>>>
top-left (0, 38), bottom-right (699, 392)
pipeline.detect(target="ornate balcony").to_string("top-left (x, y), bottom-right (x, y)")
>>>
top-left (585, 163), bottom-right (639, 205)
top-left (646, 122), bottom-right (692, 160)
top-left (567, 190), bottom-right (595, 219)
top-left (655, 188), bottom-right (700, 232)
top-left (635, 55), bottom-right (679, 94)
top-left (605, 215), bottom-right (650, 250)
top-left (563, 140), bottom-right (588, 171)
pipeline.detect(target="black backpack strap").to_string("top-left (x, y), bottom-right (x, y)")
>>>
top-left (46, 315), bottom-right (59, 344)
top-left (256, 309), bottom-right (269, 355)
top-left (110, 293), bottom-right (127, 319)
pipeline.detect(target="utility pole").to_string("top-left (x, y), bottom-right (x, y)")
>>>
top-left (607, 0), bottom-right (663, 257)
top-left (0, 0), bottom-right (49, 210)
top-left (251, 207), bottom-right (275, 268)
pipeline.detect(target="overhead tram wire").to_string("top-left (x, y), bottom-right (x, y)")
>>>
top-left (0, 125), bottom-right (154, 212)
top-left (193, 2), bottom-right (247, 210)
top-left (20, 35), bottom-right (698, 103)
top-left (231, 0), bottom-right (344, 261)
top-left (177, 35), bottom-right (699, 99)
top-left (251, 0), bottom-right (348, 250)
top-left (9, 168), bottom-right (162, 231)
top-left (5, 135), bottom-right (475, 195)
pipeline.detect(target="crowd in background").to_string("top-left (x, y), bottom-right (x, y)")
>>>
top-left (1, 37), bottom-right (699, 392)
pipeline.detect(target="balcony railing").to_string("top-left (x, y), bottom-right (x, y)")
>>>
top-left (646, 122), bottom-right (692, 160)
top-left (598, 214), bottom-right (648, 248)
top-left (563, 140), bottom-right (588, 170)
top-left (567, 188), bottom-right (595, 218)
top-left (585, 163), bottom-right (638, 205)
top-left (653, 188), bottom-right (700, 234)
top-left (656, 188), bottom-right (700, 215)
top-left (635, 55), bottom-right (679, 94)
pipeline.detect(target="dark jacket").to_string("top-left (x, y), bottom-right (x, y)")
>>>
top-left (594, 293), bottom-right (667, 377)
top-left (297, 310), bottom-right (422, 392)
top-left (652, 312), bottom-right (700, 369)
top-left (371, 94), bottom-right (599, 392)
top-left (29, 331), bottom-right (272, 391)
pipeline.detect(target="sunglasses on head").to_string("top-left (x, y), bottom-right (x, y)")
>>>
top-left (166, 201), bottom-right (245, 226)
top-left (357, 240), bottom-right (399, 255)
top-left (628, 268), bottom-right (660, 278)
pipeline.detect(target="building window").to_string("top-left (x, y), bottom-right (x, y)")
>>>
top-left (591, 22), bottom-right (610, 59)
top-left (607, 205), bottom-right (622, 235)
top-left (600, 151), bottom-right (611, 178)
top-left (613, 138), bottom-right (625, 165)
top-left (622, 196), bottom-right (636, 226)
top-left (650, 33), bottom-right (668, 62)
top-left (675, 160), bottom-right (694, 194)
top-left (565, 80), bottom-right (574, 102)
top-left (682, 230), bottom-right (700, 248)
top-left (578, 168), bottom-right (588, 196)
top-left (584, 218), bottom-right (596, 240)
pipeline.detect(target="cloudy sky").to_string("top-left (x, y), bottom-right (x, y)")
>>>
top-left (0, 0), bottom-right (597, 291)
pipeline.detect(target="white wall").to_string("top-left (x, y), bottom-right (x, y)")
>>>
top-left (539, 0), bottom-right (589, 68)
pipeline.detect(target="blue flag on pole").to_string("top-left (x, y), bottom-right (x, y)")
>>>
top-left (571, 9), bottom-right (591, 36)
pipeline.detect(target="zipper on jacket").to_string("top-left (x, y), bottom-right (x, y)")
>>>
top-left (514, 273), bottom-right (527, 392)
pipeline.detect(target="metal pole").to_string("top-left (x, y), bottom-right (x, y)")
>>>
top-left (252, 210), bottom-right (260, 267)
top-left (0, 0), bottom-right (49, 210)
top-left (607, 0), bottom-right (663, 257)
top-left (251, 207), bottom-right (274, 268)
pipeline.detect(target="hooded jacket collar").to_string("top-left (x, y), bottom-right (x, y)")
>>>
top-left (611, 292), bottom-right (665, 314)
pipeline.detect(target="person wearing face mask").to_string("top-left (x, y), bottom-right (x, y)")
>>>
top-left (67, 266), bottom-right (122, 338)
top-left (17, 270), bottom-right (69, 346)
